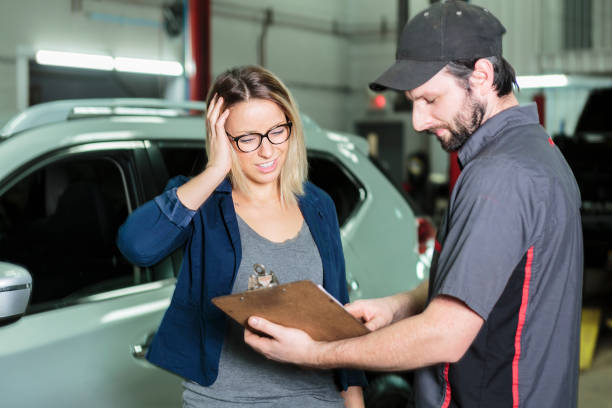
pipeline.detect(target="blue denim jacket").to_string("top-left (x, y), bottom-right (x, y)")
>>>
top-left (116, 176), bottom-right (367, 390)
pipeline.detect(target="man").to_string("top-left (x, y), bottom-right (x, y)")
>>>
top-left (244, 1), bottom-right (583, 407)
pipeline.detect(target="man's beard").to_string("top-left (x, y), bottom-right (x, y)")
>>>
top-left (436, 93), bottom-right (486, 153)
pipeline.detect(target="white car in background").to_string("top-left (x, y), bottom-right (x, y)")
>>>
top-left (0, 99), bottom-right (431, 408)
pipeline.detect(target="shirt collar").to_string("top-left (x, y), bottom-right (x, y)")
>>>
top-left (458, 104), bottom-right (540, 167)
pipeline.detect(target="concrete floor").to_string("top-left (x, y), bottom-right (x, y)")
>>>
top-left (579, 326), bottom-right (612, 408)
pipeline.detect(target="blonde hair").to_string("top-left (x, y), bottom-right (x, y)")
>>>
top-left (205, 66), bottom-right (307, 206)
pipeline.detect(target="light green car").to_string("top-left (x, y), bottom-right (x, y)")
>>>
top-left (0, 99), bottom-right (431, 407)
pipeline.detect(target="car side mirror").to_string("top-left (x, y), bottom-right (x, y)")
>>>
top-left (0, 262), bottom-right (32, 327)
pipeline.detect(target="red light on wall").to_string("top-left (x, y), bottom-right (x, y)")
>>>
top-left (372, 94), bottom-right (386, 109)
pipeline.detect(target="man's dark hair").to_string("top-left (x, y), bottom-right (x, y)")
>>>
top-left (445, 56), bottom-right (518, 96)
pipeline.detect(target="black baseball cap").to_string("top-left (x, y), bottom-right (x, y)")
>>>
top-left (370, 0), bottom-right (506, 92)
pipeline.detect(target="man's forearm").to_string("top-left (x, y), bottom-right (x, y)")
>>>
top-left (244, 294), bottom-right (482, 372)
top-left (389, 280), bottom-right (429, 323)
top-left (317, 311), bottom-right (443, 371)
top-left (315, 295), bottom-right (482, 371)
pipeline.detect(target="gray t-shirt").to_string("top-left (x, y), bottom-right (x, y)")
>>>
top-left (182, 215), bottom-right (344, 407)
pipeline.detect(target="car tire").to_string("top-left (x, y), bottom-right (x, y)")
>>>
top-left (364, 374), bottom-right (415, 408)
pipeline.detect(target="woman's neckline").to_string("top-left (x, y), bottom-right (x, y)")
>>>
top-left (235, 213), bottom-right (305, 245)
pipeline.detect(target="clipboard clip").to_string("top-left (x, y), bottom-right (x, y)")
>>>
top-left (247, 263), bottom-right (280, 291)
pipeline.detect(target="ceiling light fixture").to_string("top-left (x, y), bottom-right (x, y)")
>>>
top-left (114, 57), bottom-right (184, 76)
top-left (35, 50), bottom-right (114, 71)
top-left (516, 74), bottom-right (569, 89)
top-left (35, 50), bottom-right (183, 76)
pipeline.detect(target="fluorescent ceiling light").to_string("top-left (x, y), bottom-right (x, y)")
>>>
top-left (516, 74), bottom-right (568, 89)
top-left (114, 57), bottom-right (183, 76)
top-left (36, 50), bottom-right (114, 71)
top-left (36, 50), bottom-right (183, 76)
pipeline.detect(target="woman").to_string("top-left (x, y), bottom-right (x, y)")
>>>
top-left (117, 66), bottom-right (366, 407)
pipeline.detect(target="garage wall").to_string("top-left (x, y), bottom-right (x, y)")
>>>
top-left (0, 0), bottom-right (182, 127)
top-left (0, 1), bottom-right (180, 59)
top-left (348, 0), bottom-right (605, 137)
top-left (477, 0), bottom-right (564, 76)
top-left (209, 0), bottom-right (351, 130)
top-left (0, 0), bottom-right (609, 136)
top-left (0, 0), bottom-right (390, 130)
top-left (0, 0), bottom-right (363, 132)
top-left (0, 60), bottom-right (17, 128)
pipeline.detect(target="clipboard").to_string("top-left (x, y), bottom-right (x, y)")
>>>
top-left (212, 280), bottom-right (370, 342)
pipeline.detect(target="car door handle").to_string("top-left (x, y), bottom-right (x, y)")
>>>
top-left (131, 331), bottom-right (155, 359)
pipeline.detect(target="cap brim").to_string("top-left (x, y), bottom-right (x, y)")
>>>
top-left (369, 59), bottom-right (448, 92)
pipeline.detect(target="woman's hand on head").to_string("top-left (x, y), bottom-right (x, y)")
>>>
top-left (176, 94), bottom-right (233, 209)
top-left (206, 95), bottom-right (233, 177)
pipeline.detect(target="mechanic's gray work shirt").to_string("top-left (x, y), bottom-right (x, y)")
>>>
top-left (415, 105), bottom-right (583, 408)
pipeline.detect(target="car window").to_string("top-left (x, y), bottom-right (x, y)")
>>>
top-left (0, 153), bottom-right (164, 313)
top-left (159, 145), bottom-right (207, 179)
top-left (156, 145), bottom-right (363, 227)
top-left (308, 153), bottom-right (364, 226)
top-left (368, 155), bottom-right (421, 214)
top-left (154, 144), bottom-right (208, 274)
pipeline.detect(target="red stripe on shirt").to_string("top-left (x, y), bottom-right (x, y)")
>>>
top-left (548, 137), bottom-right (555, 146)
top-left (441, 362), bottom-right (452, 408)
top-left (435, 239), bottom-right (442, 252)
top-left (512, 246), bottom-right (534, 408)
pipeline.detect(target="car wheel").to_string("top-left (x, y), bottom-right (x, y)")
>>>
top-left (364, 374), bottom-right (415, 408)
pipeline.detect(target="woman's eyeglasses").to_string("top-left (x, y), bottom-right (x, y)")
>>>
top-left (226, 122), bottom-right (292, 153)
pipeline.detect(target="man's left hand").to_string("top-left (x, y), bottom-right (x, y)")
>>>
top-left (244, 316), bottom-right (325, 367)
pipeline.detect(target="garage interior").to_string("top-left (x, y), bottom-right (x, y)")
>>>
top-left (0, 0), bottom-right (611, 407)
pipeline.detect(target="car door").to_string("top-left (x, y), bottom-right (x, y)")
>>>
top-left (0, 142), bottom-right (182, 408)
